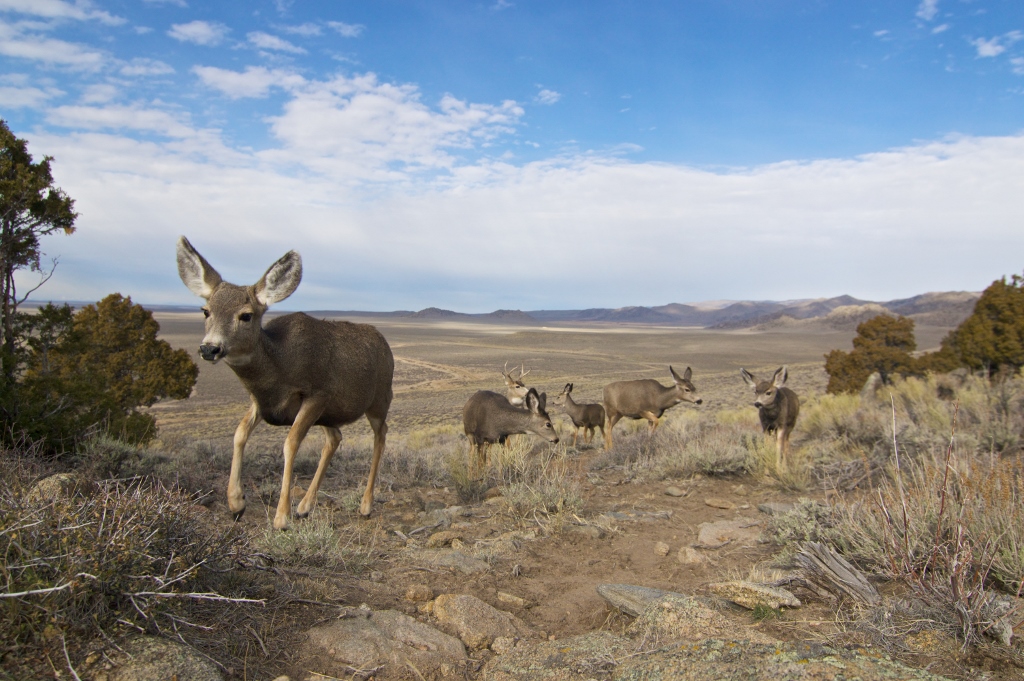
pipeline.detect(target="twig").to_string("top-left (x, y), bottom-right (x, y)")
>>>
top-left (61, 636), bottom-right (82, 681)
top-left (130, 591), bottom-right (266, 605)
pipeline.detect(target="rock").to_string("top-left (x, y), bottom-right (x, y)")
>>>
top-left (695, 518), bottom-right (762, 548)
top-left (484, 486), bottom-right (503, 499)
top-left (654, 541), bottom-right (671, 556)
top-left (404, 548), bottom-right (489, 574)
top-left (304, 609), bottom-right (465, 676)
top-left (491, 636), bottom-right (518, 655)
top-left (732, 484), bottom-right (749, 496)
top-left (676, 546), bottom-right (706, 565)
top-left (757, 501), bottom-right (796, 516)
top-left (111, 637), bottom-right (221, 681)
top-left (497, 591), bottom-right (526, 608)
top-left (707, 581), bottom-right (801, 609)
top-left (426, 529), bottom-right (464, 548)
top-left (664, 486), bottom-right (687, 497)
top-left (626, 594), bottom-right (777, 645)
top-left (704, 497), bottom-right (735, 510)
top-left (483, 631), bottom-right (949, 681)
top-left (271, 677), bottom-right (290, 681)
top-left (27, 473), bottom-right (81, 504)
top-left (433, 594), bottom-right (534, 649)
top-left (983, 594), bottom-right (1020, 645)
top-left (405, 584), bottom-right (434, 602)
top-left (567, 524), bottom-right (604, 540)
top-left (596, 584), bottom-right (689, 617)
top-left (483, 631), bottom-right (630, 681)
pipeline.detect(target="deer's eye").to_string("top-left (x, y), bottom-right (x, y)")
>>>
top-left (239, 312), bottom-right (253, 322)
top-left (202, 308), bottom-right (210, 318)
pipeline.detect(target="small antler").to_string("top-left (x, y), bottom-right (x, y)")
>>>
top-left (518, 364), bottom-right (531, 380)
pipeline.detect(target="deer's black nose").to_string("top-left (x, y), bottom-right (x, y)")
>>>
top-left (695, 399), bottom-right (703, 405)
top-left (199, 344), bottom-right (222, 361)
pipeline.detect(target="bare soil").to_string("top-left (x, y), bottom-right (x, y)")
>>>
top-left (142, 313), bottom-right (1011, 681)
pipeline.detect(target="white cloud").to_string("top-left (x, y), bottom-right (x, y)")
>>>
top-left (972, 36), bottom-right (1006, 57)
top-left (259, 73), bottom-right (524, 180)
top-left (143, 0), bottom-right (187, 6)
top-left (45, 103), bottom-right (198, 139)
top-left (916, 0), bottom-right (939, 22)
top-left (971, 31), bottom-right (1023, 59)
top-left (0, 0), bottom-right (124, 25)
top-left (327, 21), bottom-right (363, 38)
top-left (0, 83), bottom-right (60, 107)
top-left (873, 29), bottom-right (889, 38)
top-left (535, 88), bottom-right (561, 105)
top-left (1012, 57), bottom-right (1024, 75)
top-left (932, 24), bottom-right (949, 34)
top-left (25, 128), bottom-right (1024, 311)
top-left (247, 31), bottom-right (306, 54)
top-left (280, 22), bottom-right (321, 36)
top-left (0, 19), bottom-right (105, 68)
top-left (120, 57), bottom-right (174, 77)
top-left (80, 82), bottom-right (117, 103)
top-left (168, 20), bottom-right (228, 46)
top-left (193, 65), bottom-right (305, 99)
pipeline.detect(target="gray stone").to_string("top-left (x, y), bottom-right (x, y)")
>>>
top-left (304, 609), bottom-right (466, 676)
top-left (704, 497), bottom-right (735, 509)
top-left (757, 501), bottom-right (796, 516)
top-left (483, 630), bottom-right (630, 681)
top-left (433, 593), bottom-right (535, 649)
top-left (27, 473), bottom-right (82, 504)
top-left (695, 518), bottom-right (762, 548)
top-left (404, 548), bottom-right (489, 574)
top-left (626, 594), bottom-right (777, 646)
top-left (111, 637), bottom-right (221, 681)
top-left (664, 486), bottom-right (687, 497)
top-left (596, 583), bottom-right (689, 617)
top-left (707, 581), bottom-right (801, 610)
top-left (567, 524), bottom-right (605, 540)
top-left (676, 546), bottom-right (706, 565)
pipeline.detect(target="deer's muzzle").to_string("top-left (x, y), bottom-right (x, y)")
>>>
top-left (199, 344), bottom-right (223, 362)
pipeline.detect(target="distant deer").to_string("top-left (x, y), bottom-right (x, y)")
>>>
top-left (502, 361), bottom-right (531, 406)
top-left (463, 388), bottom-right (559, 471)
top-left (740, 366), bottom-right (800, 465)
top-left (552, 383), bottom-right (605, 447)
top-left (176, 237), bottom-right (394, 530)
top-left (602, 366), bottom-right (703, 450)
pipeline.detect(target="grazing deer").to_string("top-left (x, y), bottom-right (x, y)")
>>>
top-left (463, 388), bottom-right (558, 471)
top-left (502, 362), bottom-right (531, 406)
top-left (176, 237), bottom-right (394, 530)
top-left (740, 366), bottom-right (800, 464)
top-left (602, 366), bottom-right (702, 450)
top-left (552, 383), bottom-right (605, 447)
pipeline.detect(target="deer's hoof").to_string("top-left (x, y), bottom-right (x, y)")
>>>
top-left (296, 509), bottom-right (309, 519)
top-left (232, 507), bottom-right (246, 522)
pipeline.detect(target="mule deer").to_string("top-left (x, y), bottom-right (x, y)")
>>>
top-left (602, 366), bottom-right (702, 450)
top-left (176, 237), bottom-right (394, 530)
top-left (740, 366), bottom-right (800, 464)
top-left (552, 383), bottom-right (605, 447)
top-left (502, 362), bottom-right (531, 406)
top-left (463, 388), bottom-right (558, 470)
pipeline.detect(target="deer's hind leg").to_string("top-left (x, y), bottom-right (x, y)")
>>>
top-left (297, 426), bottom-right (341, 518)
top-left (604, 412), bottom-right (622, 450)
top-left (276, 400), bottom-right (323, 530)
top-left (361, 414), bottom-right (389, 517)
top-left (228, 401), bottom-right (260, 521)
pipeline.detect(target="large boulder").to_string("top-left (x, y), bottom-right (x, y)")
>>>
top-left (432, 594), bottom-right (535, 649)
top-left (304, 609), bottom-right (466, 678)
top-left (111, 637), bottom-right (221, 681)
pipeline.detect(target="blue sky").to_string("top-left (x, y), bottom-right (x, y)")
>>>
top-left (2, 0), bottom-right (1023, 312)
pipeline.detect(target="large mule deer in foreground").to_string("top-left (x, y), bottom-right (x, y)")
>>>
top-left (602, 366), bottom-right (702, 450)
top-left (176, 237), bottom-right (394, 530)
top-left (553, 383), bottom-right (605, 447)
top-left (740, 366), bottom-right (800, 465)
top-left (463, 388), bottom-right (558, 471)
top-left (502, 362), bottom-right (531, 406)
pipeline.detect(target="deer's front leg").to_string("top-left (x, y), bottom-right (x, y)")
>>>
top-left (228, 401), bottom-right (260, 521)
top-left (275, 400), bottom-right (322, 530)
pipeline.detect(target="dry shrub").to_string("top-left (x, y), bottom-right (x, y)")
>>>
top-left (254, 512), bottom-right (372, 573)
top-left (832, 406), bottom-right (1024, 646)
top-left (0, 451), bottom-right (267, 677)
top-left (497, 440), bottom-right (583, 525)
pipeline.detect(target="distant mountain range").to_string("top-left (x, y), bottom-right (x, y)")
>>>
top-left (313, 290), bottom-right (980, 329)
top-left (78, 290), bottom-right (980, 330)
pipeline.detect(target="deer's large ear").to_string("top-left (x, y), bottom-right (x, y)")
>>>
top-left (670, 365), bottom-right (692, 384)
top-left (177, 236), bottom-right (222, 299)
top-left (772, 366), bottom-right (789, 388)
top-left (525, 388), bottom-right (540, 413)
top-left (740, 368), bottom-right (756, 387)
top-left (537, 392), bottom-right (547, 412)
top-left (255, 250), bottom-right (302, 305)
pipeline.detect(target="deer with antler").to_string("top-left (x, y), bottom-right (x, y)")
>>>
top-left (502, 361), bottom-right (531, 406)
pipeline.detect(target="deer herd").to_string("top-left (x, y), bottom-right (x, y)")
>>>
top-left (176, 238), bottom-right (801, 529)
